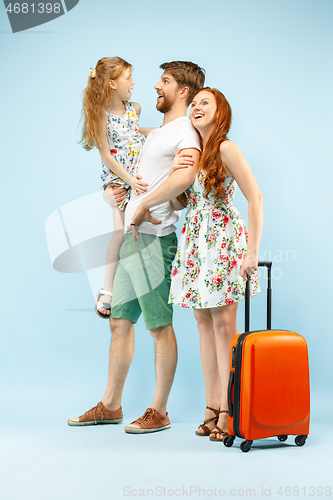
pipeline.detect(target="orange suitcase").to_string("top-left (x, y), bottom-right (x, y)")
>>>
top-left (224, 262), bottom-right (310, 452)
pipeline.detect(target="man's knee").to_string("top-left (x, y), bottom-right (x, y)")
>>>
top-left (109, 317), bottom-right (133, 336)
top-left (150, 323), bottom-right (174, 340)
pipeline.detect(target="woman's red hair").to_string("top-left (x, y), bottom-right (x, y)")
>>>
top-left (195, 87), bottom-right (232, 201)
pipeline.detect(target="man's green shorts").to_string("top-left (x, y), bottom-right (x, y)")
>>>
top-left (110, 232), bottom-right (178, 330)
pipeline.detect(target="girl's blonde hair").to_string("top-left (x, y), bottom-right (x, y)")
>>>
top-left (80, 57), bottom-right (132, 150)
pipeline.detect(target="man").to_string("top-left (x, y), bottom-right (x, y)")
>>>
top-left (68, 61), bottom-right (205, 433)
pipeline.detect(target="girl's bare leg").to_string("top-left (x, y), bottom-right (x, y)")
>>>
top-left (98, 207), bottom-right (125, 315)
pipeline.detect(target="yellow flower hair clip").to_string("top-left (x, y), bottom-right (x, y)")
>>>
top-left (90, 68), bottom-right (96, 78)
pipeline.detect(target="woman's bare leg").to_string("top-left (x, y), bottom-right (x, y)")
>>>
top-left (194, 308), bottom-right (222, 434)
top-left (210, 302), bottom-right (239, 436)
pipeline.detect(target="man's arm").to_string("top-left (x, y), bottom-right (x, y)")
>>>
top-left (142, 148), bottom-right (199, 209)
top-left (129, 148), bottom-right (200, 229)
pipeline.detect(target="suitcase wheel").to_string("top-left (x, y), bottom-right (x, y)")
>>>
top-left (223, 435), bottom-right (235, 447)
top-left (277, 435), bottom-right (288, 442)
top-left (240, 440), bottom-right (253, 452)
top-left (295, 435), bottom-right (307, 447)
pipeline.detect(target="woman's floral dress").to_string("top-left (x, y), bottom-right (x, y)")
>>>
top-left (100, 101), bottom-right (145, 210)
top-left (169, 172), bottom-right (260, 309)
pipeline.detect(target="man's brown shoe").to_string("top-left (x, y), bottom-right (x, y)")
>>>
top-left (67, 401), bottom-right (123, 426)
top-left (124, 408), bottom-right (170, 434)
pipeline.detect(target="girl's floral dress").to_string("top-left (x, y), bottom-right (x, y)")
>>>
top-left (101, 101), bottom-right (145, 210)
top-left (169, 172), bottom-right (260, 309)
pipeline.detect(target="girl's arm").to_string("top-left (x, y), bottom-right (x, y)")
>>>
top-left (220, 140), bottom-right (264, 278)
top-left (98, 118), bottom-right (148, 195)
top-left (131, 102), bottom-right (141, 117)
top-left (131, 102), bottom-right (155, 138)
top-left (139, 127), bottom-right (155, 137)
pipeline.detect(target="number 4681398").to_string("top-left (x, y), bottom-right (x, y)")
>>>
top-left (5, 3), bottom-right (61, 14)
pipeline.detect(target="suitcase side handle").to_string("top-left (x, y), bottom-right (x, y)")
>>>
top-left (245, 261), bottom-right (272, 332)
top-left (227, 370), bottom-right (234, 417)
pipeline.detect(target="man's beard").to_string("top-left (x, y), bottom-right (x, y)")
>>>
top-left (156, 93), bottom-right (175, 114)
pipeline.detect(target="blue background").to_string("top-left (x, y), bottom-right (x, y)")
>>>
top-left (0, 0), bottom-right (332, 498)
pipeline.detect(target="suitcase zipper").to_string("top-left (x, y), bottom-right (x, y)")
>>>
top-left (233, 332), bottom-right (251, 438)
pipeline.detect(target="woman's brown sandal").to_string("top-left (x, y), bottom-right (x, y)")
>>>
top-left (209, 410), bottom-right (229, 441)
top-left (195, 406), bottom-right (221, 436)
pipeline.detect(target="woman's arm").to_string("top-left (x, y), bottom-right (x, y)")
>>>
top-left (170, 195), bottom-right (187, 211)
top-left (220, 140), bottom-right (264, 278)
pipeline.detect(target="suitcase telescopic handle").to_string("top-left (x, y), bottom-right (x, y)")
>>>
top-left (245, 261), bottom-right (272, 332)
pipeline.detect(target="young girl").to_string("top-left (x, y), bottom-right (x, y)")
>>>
top-left (80, 57), bottom-right (149, 318)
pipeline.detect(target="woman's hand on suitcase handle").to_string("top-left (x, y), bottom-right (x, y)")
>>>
top-left (240, 251), bottom-right (258, 280)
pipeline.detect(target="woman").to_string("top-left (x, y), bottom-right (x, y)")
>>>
top-left (169, 88), bottom-right (264, 440)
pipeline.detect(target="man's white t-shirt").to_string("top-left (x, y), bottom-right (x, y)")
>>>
top-left (125, 117), bottom-right (201, 236)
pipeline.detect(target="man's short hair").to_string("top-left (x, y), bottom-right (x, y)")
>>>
top-left (160, 61), bottom-right (206, 106)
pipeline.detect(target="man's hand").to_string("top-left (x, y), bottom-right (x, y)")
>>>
top-left (127, 205), bottom-right (161, 241)
top-left (103, 183), bottom-right (127, 208)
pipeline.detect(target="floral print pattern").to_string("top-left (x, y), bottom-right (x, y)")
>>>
top-left (169, 173), bottom-right (260, 309)
top-left (100, 102), bottom-right (145, 210)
